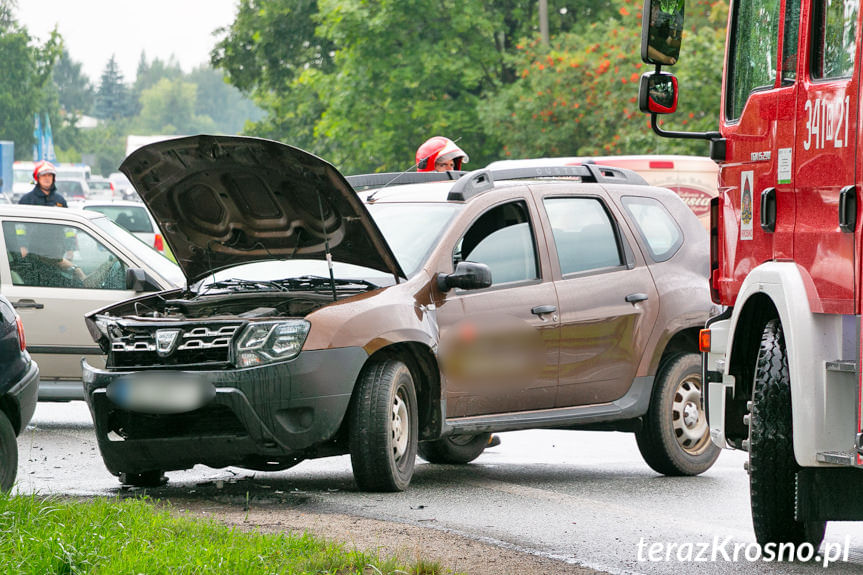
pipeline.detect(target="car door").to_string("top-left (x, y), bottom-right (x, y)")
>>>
top-left (536, 189), bottom-right (660, 408)
top-left (0, 217), bottom-right (137, 382)
top-left (434, 197), bottom-right (560, 417)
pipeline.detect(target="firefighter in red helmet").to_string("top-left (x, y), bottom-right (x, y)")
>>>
top-left (415, 136), bottom-right (469, 172)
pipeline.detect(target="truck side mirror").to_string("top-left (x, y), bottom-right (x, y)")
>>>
top-left (639, 72), bottom-right (678, 114)
top-left (125, 268), bottom-right (161, 292)
top-left (437, 261), bottom-right (492, 292)
top-left (641, 0), bottom-right (686, 66)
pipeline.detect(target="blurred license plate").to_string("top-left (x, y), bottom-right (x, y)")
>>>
top-left (107, 373), bottom-right (214, 414)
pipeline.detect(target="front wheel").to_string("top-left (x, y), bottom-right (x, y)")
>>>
top-left (749, 319), bottom-right (825, 546)
top-left (0, 411), bottom-right (18, 492)
top-left (349, 358), bottom-right (418, 492)
top-left (636, 353), bottom-right (720, 476)
top-left (418, 433), bottom-right (491, 464)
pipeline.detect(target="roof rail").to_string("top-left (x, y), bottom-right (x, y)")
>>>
top-left (446, 164), bottom-right (648, 201)
top-left (346, 171), bottom-right (465, 191)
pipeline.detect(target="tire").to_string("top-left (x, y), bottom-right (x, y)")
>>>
top-left (418, 432), bottom-right (491, 464)
top-left (349, 359), bottom-right (418, 492)
top-left (0, 411), bottom-right (18, 492)
top-left (749, 320), bottom-right (826, 546)
top-left (636, 353), bottom-right (720, 476)
top-left (119, 470), bottom-right (167, 488)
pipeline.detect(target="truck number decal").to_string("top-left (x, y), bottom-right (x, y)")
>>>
top-left (803, 96), bottom-right (850, 151)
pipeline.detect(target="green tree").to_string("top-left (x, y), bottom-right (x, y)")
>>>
top-left (134, 77), bottom-right (216, 134)
top-left (130, 53), bottom-right (183, 115)
top-left (52, 50), bottom-right (94, 116)
top-left (187, 66), bottom-right (262, 134)
top-left (0, 0), bottom-right (62, 159)
top-left (481, 0), bottom-right (728, 158)
top-left (94, 55), bottom-right (131, 120)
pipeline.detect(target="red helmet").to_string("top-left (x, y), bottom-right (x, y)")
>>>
top-left (33, 161), bottom-right (57, 180)
top-left (415, 137), bottom-right (469, 172)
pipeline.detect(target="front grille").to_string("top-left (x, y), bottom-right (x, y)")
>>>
top-left (108, 404), bottom-right (246, 440)
top-left (109, 321), bottom-right (242, 368)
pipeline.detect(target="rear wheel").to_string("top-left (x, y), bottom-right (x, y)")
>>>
top-left (0, 411), bottom-right (18, 492)
top-left (349, 358), bottom-right (418, 492)
top-left (636, 353), bottom-right (720, 476)
top-left (418, 433), bottom-right (491, 464)
top-left (749, 320), bottom-right (825, 546)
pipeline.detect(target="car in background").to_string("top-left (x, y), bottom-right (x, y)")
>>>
top-left (0, 293), bottom-right (39, 491)
top-left (54, 178), bottom-right (89, 201)
top-left (87, 177), bottom-right (116, 201)
top-left (0, 205), bottom-right (184, 401)
top-left (75, 200), bottom-right (166, 255)
top-left (81, 135), bottom-right (716, 490)
top-left (109, 172), bottom-right (136, 201)
top-left (12, 162), bottom-right (35, 202)
top-left (486, 155), bottom-right (718, 230)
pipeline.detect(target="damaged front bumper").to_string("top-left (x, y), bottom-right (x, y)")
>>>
top-left (81, 347), bottom-right (368, 475)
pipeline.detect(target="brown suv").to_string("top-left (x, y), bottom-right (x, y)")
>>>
top-left (82, 135), bottom-right (718, 491)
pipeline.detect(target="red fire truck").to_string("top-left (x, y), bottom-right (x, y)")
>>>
top-left (639, 0), bottom-right (863, 546)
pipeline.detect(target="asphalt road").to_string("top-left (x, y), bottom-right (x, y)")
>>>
top-left (14, 402), bottom-right (863, 575)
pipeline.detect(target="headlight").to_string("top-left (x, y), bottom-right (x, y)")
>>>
top-left (234, 320), bottom-right (310, 367)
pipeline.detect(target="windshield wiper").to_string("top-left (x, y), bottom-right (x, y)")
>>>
top-left (199, 278), bottom-right (290, 294)
top-left (276, 275), bottom-right (379, 291)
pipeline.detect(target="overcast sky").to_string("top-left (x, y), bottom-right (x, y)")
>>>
top-left (17, 0), bottom-right (238, 83)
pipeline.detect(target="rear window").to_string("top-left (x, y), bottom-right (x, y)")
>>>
top-left (84, 205), bottom-right (154, 233)
top-left (621, 196), bottom-right (683, 262)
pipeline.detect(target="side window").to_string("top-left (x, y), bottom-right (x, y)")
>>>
top-left (543, 197), bottom-right (622, 275)
top-left (782, 0), bottom-right (802, 83)
top-left (812, 0), bottom-right (859, 79)
top-left (454, 201), bottom-right (538, 286)
top-left (621, 196), bottom-right (683, 262)
top-left (4, 221), bottom-right (128, 290)
top-left (726, 0), bottom-right (781, 120)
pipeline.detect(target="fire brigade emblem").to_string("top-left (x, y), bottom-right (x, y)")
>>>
top-left (740, 171), bottom-right (754, 240)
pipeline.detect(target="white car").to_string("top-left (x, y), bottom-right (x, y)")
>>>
top-left (73, 200), bottom-right (166, 254)
top-left (0, 205), bottom-right (183, 400)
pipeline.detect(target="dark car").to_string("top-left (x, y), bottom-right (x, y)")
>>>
top-left (0, 295), bottom-right (39, 490)
top-left (82, 135), bottom-right (717, 491)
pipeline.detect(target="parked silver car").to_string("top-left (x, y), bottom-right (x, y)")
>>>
top-left (0, 205), bottom-right (183, 400)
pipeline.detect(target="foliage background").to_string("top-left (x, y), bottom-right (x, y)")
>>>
top-left (0, 0), bottom-right (728, 176)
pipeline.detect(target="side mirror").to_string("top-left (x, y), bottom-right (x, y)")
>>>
top-left (437, 261), bottom-right (492, 292)
top-left (641, 0), bottom-right (685, 66)
top-left (639, 72), bottom-right (678, 114)
top-left (125, 268), bottom-right (161, 292)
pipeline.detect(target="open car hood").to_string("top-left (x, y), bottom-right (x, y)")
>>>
top-left (120, 135), bottom-right (405, 285)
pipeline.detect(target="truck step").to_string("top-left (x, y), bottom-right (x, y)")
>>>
top-left (826, 360), bottom-right (858, 373)
top-left (815, 451), bottom-right (857, 466)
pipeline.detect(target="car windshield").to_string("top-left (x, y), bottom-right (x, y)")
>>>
top-left (85, 205), bottom-right (154, 233)
top-left (366, 202), bottom-right (461, 276)
top-left (13, 170), bottom-right (30, 184)
top-left (91, 215), bottom-right (183, 286)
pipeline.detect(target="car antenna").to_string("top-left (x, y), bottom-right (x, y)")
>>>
top-left (366, 137), bottom-right (464, 202)
top-left (316, 190), bottom-right (338, 301)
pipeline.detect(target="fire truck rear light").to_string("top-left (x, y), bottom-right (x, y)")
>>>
top-left (649, 160), bottom-right (675, 169)
top-left (154, 234), bottom-right (164, 251)
top-left (15, 315), bottom-right (26, 351)
top-left (699, 329), bottom-right (711, 353)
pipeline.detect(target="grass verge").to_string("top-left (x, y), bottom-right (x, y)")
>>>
top-left (0, 493), bottom-right (446, 574)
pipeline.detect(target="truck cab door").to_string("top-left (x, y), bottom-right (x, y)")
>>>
top-left (793, 0), bottom-right (859, 314)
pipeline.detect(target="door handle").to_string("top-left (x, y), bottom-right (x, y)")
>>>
top-left (839, 185), bottom-right (857, 233)
top-left (531, 304), bottom-right (557, 315)
top-left (13, 299), bottom-right (44, 310)
top-left (760, 187), bottom-right (776, 233)
top-left (625, 293), bottom-right (648, 304)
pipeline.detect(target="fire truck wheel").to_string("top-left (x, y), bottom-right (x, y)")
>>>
top-left (749, 319), bottom-right (826, 546)
top-left (418, 433), bottom-right (491, 464)
top-left (636, 353), bottom-right (720, 476)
